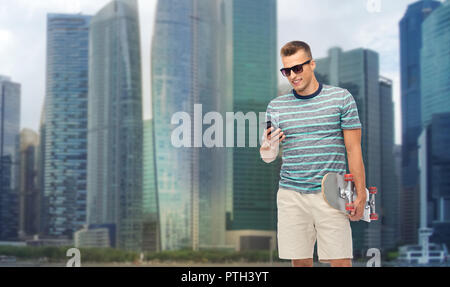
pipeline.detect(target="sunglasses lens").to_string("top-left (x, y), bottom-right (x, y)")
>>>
top-left (281, 69), bottom-right (290, 77)
top-left (292, 65), bottom-right (303, 74)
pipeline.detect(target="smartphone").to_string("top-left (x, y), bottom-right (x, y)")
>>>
top-left (266, 121), bottom-right (273, 136)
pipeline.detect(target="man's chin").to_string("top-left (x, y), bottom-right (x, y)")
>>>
top-left (293, 85), bottom-right (305, 93)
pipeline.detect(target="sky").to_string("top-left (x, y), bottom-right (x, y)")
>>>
top-left (0, 0), bottom-right (429, 145)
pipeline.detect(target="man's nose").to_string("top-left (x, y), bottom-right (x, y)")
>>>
top-left (288, 71), bottom-right (297, 80)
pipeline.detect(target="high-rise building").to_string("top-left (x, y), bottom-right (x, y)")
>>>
top-left (427, 113), bottom-right (450, 248)
top-left (420, 0), bottom-right (450, 248)
top-left (399, 0), bottom-right (441, 244)
top-left (379, 77), bottom-right (401, 251)
top-left (37, 101), bottom-right (48, 236)
top-left (0, 75), bottom-right (21, 241)
top-left (421, 0), bottom-right (450, 128)
top-left (43, 14), bottom-right (91, 239)
top-left (19, 128), bottom-right (40, 239)
top-left (143, 119), bottom-right (160, 252)
top-left (87, 0), bottom-right (143, 251)
top-left (315, 47), bottom-right (382, 255)
top-left (226, 0), bottom-right (279, 252)
top-left (152, 0), bottom-right (227, 251)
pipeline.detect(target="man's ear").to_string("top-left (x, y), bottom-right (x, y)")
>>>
top-left (310, 59), bottom-right (316, 71)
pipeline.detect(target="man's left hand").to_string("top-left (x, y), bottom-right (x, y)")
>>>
top-left (347, 195), bottom-right (367, 221)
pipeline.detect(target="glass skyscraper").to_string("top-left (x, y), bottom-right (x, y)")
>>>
top-left (379, 77), bottom-right (401, 251)
top-left (19, 128), bottom-right (40, 239)
top-left (421, 0), bottom-right (450, 128)
top-left (87, 0), bottom-right (143, 251)
top-left (0, 75), bottom-right (21, 240)
top-left (315, 47), bottom-right (383, 254)
top-left (143, 119), bottom-right (160, 252)
top-left (44, 14), bottom-right (91, 239)
top-left (152, 0), bottom-right (227, 251)
top-left (420, 1), bottom-right (450, 248)
top-left (226, 0), bottom-right (279, 251)
top-left (399, 0), bottom-right (441, 244)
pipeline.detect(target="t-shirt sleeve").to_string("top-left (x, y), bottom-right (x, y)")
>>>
top-left (340, 90), bottom-right (362, 130)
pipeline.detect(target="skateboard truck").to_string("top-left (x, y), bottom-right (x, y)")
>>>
top-left (369, 187), bottom-right (378, 220)
top-left (343, 174), bottom-right (354, 212)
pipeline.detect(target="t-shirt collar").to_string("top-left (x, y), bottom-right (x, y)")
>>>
top-left (292, 82), bottom-right (323, 100)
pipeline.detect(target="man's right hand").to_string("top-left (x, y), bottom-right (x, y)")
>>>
top-left (260, 127), bottom-right (285, 163)
top-left (261, 127), bottom-right (285, 148)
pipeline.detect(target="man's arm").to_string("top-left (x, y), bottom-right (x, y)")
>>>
top-left (343, 128), bottom-right (367, 220)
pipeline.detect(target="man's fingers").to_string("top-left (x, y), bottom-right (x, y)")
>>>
top-left (269, 128), bottom-right (283, 139)
top-left (269, 131), bottom-right (284, 145)
top-left (348, 208), bottom-right (363, 221)
top-left (267, 128), bottom-right (280, 138)
top-left (265, 127), bottom-right (274, 137)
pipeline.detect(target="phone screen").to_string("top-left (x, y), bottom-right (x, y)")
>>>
top-left (266, 121), bottom-right (272, 136)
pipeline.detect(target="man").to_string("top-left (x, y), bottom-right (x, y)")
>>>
top-left (260, 41), bottom-right (366, 267)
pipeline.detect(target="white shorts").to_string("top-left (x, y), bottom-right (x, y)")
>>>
top-left (277, 187), bottom-right (353, 261)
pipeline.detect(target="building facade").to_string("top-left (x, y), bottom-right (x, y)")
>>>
top-left (226, 0), bottom-right (279, 251)
top-left (43, 14), bottom-right (91, 238)
top-left (0, 75), bottom-right (21, 241)
top-left (87, 0), bottom-right (143, 251)
top-left (379, 77), bottom-right (401, 251)
top-left (152, 0), bottom-right (227, 250)
top-left (399, 0), bottom-right (441, 244)
top-left (19, 128), bottom-right (40, 239)
top-left (420, 0), bottom-right (450, 249)
top-left (143, 119), bottom-right (160, 252)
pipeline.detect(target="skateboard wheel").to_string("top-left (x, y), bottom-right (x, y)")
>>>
top-left (344, 174), bottom-right (353, 181)
top-left (369, 187), bottom-right (377, 194)
top-left (345, 203), bottom-right (354, 211)
top-left (370, 213), bottom-right (378, 220)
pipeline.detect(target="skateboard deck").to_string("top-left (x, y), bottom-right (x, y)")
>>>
top-left (321, 172), bottom-right (378, 223)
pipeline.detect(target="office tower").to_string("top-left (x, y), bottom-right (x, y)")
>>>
top-left (44, 14), bottom-right (91, 239)
top-left (421, 0), bottom-right (450, 128)
top-left (0, 75), bottom-right (21, 240)
top-left (37, 100), bottom-right (48, 236)
top-left (379, 77), bottom-right (401, 251)
top-left (226, 0), bottom-right (279, 251)
top-left (87, 0), bottom-right (143, 251)
top-left (399, 0), bottom-right (441, 244)
top-left (315, 47), bottom-right (382, 255)
top-left (426, 113), bottom-right (450, 248)
top-left (19, 129), bottom-right (40, 239)
top-left (143, 119), bottom-right (160, 252)
top-left (420, 1), bottom-right (450, 248)
top-left (152, 0), bottom-right (227, 250)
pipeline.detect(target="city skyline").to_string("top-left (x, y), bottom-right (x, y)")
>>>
top-left (0, 0), bottom-right (448, 265)
top-left (0, 0), bottom-right (429, 145)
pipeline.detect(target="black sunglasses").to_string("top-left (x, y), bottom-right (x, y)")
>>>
top-left (280, 59), bottom-right (312, 77)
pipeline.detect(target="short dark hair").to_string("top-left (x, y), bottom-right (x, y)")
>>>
top-left (280, 41), bottom-right (312, 58)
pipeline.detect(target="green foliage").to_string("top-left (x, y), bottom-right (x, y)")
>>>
top-left (0, 245), bottom-right (283, 263)
top-left (0, 246), bottom-right (138, 263)
top-left (145, 248), bottom-right (283, 263)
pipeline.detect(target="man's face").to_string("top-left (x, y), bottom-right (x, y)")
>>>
top-left (281, 50), bottom-right (315, 93)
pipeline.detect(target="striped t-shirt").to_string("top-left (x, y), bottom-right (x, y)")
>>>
top-left (265, 83), bottom-right (362, 194)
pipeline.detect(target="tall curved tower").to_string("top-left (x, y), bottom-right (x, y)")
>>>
top-left (87, 0), bottom-right (143, 251)
top-left (151, 0), bottom-right (227, 250)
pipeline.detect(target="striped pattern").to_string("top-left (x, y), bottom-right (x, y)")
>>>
top-left (265, 84), bottom-right (362, 194)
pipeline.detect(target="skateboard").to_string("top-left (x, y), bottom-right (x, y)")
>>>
top-left (321, 173), bottom-right (378, 223)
